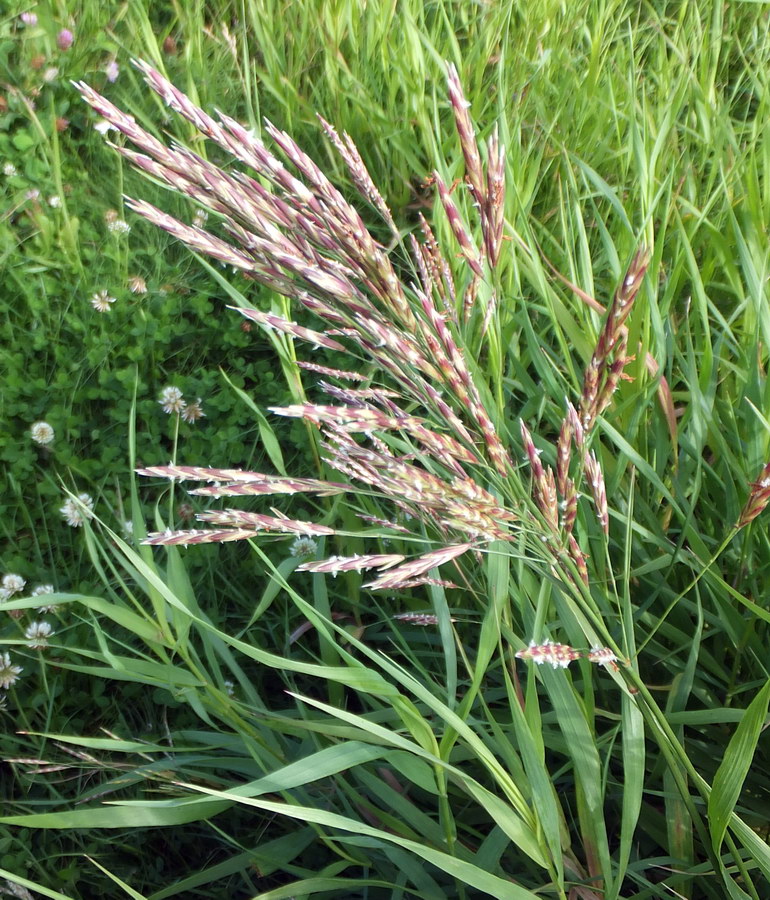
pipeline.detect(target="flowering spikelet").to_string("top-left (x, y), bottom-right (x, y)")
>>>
top-left (234, 306), bottom-right (346, 351)
top-left (583, 451), bottom-right (609, 535)
top-left (560, 478), bottom-right (578, 534)
top-left (389, 578), bottom-right (459, 590)
top-left (143, 528), bottom-right (261, 545)
top-left (195, 510), bottom-right (335, 536)
top-left (356, 514), bottom-right (410, 533)
top-left (567, 534), bottom-right (590, 586)
top-left (556, 416), bottom-right (572, 497)
top-left (394, 612), bottom-right (457, 626)
top-left (297, 361), bottom-right (367, 382)
top-left (515, 641), bottom-right (581, 669)
top-left (317, 115), bottom-right (399, 238)
top-left (579, 249), bottom-right (649, 433)
top-left (296, 554), bottom-right (404, 576)
top-left (446, 64), bottom-right (485, 206)
top-left (520, 420), bottom-right (559, 533)
top-left (737, 461), bottom-right (770, 528)
top-left (435, 173), bottom-right (484, 277)
top-left (364, 543), bottom-right (473, 590)
top-left (587, 647), bottom-right (619, 668)
top-left (483, 126), bottom-right (505, 267)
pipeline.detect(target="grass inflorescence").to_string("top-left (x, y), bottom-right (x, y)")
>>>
top-left (2, 2), bottom-right (770, 898)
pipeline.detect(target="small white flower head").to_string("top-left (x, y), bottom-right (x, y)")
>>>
top-left (91, 289), bottom-right (116, 312)
top-left (107, 218), bottom-right (130, 235)
top-left (25, 188), bottom-right (40, 201)
top-left (30, 421), bottom-right (54, 445)
top-left (43, 67), bottom-right (59, 83)
top-left (1, 574), bottom-right (26, 597)
top-left (3, 162), bottom-right (17, 177)
top-left (0, 653), bottom-right (22, 690)
top-left (60, 492), bottom-right (94, 527)
top-left (122, 520), bottom-right (133, 537)
top-left (192, 209), bottom-right (208, 228)
top-left (32, 584), bottom-right (57, 612)
top-left (94, 119), bottom-right (115, 135)
top-left (25, 621), bottom-right (53, 649)
top-left (128, 274), bottom-right (147, 294)
top-left (0, 589), bottom-right (11, 603)
top-left (290, 536), bottom-right (317, 559)
top-left (105, 60), bottom-right (119, 82)
top-left (47, 194), bottom-right (61, 208)
top-left (159, 386), bottom-right (186, 415)
top-left (20, 12), bottom-right (38, 26)
top-left (224, 680), bottom-right (235, 697)
top-left (181, 398), bottom-right (205, 424)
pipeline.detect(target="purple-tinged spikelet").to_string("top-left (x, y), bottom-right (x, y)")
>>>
top-left (737, 461), bottom-right (770, 528)
top-left (516, 641), bottom-right (581, 669)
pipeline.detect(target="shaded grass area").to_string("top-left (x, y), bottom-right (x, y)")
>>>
top-left (1, 1), bottom-right (770, 898)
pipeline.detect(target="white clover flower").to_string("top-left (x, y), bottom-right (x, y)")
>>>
top-left (32, 584), bottom-right (57, 612)
top-left (91, 289), bottom-right (116, 312)
top-left (181, 398), bottom-right (205, 424)
top-left (1, 574), bottom-right (26, 597)
top-left (0, 589), bottom-right (10, 603)
top-left (224, 680), bottom-right (235, 697)
top-left (159, 386), bottom-right (186, 414)
top-left (43, 67), bottom-right (59, 83)
top-left (290, 536), bottom-right (317, 558)
top-left (107, 218), bottom-right (130, 235)
top-left (0, 653), bottom-right (22, 690)
top-left (25, 188), bottom-right (40, 201)
top-left (20, 12), bottom-right (37, 26)
top-left (47, 195), bottom-right (61, 208)
top-left (60, 492), bottom-right (94, 527)
top-left (3, 162), bottom-right (17, 177)
top-left (128, 275), bottom-right (147, 294)
top-left (25, 621), bottom-right (53, 649)
top-left (105, 60), bottom-right (119, 82)
top-left (30, 421), bottom-right (54, 445)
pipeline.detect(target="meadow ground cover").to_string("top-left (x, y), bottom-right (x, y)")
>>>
top-left (2, 1), bottom-right (770, 898)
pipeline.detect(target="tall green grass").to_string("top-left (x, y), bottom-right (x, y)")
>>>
top-left (2, 1), bottom-right (770, 898)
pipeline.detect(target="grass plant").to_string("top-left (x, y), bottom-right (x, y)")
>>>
top-left (2, 1), bottom-right (770, 898)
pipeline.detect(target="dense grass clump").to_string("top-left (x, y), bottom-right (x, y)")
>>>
top-left (2, 1), bottom-right (770, 898)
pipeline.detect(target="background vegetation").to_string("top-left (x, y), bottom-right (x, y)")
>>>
top-left (1, 0), bottom-right (770, 898)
